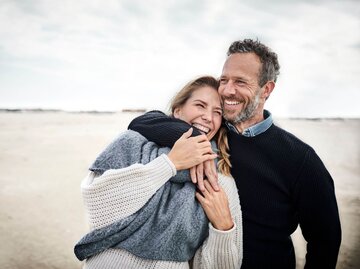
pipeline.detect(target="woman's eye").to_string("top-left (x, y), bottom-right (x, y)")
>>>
top-left (196, 104), bottom-right (205, 108)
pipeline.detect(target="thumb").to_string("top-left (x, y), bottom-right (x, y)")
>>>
top-left (181, 127), bottom-right (193, 139)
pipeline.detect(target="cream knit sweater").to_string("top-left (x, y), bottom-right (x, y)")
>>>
top-left (81, 154), bottom-right (242, 269)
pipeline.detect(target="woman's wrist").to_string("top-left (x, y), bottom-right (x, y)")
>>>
top-left (167, 152), bottom-right (180, 170)
top-left (212, 219), bottom-right (234, 231)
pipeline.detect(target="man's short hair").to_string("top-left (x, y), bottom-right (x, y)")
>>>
top-left (228, 39), bottom-right (280, 87)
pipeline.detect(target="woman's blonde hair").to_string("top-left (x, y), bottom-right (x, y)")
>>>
top-left (217, 126), bottom-right (231, 176)
top-left (169, 76), bottom-right (231, 176)
top-left (170, 76), bottom-right (219, 114)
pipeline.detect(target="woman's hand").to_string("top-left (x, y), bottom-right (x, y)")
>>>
top-left (167, 128), bottom-right (217, 170)
top-left (195, 180), bottom-right (234, 231)
top-left (190, 160), bottom-right (219, 192)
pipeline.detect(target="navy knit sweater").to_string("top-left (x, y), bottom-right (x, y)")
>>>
top-left (128, 111), bottom-right (341, 269)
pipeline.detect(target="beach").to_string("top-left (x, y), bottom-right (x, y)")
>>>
top-left (0, 111), bottom-right (358, 269)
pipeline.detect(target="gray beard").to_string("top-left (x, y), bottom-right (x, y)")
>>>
top-left (224, 93), bottom-right (261, 124)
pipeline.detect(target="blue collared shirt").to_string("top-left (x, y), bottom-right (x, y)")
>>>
top-left (225, 110), bottom-right (273, 137)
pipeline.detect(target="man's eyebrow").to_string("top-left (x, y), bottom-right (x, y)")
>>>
top-left (220, 75), bottom-right (248, 81)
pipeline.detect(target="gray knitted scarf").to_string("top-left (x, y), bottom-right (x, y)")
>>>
top-left (74, 130), bottom-right (209, 262)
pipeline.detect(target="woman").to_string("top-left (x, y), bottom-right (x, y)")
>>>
top-left (75, 76), bottom-right (242, 269)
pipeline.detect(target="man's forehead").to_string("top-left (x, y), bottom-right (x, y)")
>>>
top-left (222, 53), bottom-right (261, 77)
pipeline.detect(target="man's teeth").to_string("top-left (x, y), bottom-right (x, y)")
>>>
top-left (192, 124), bottom-right (210, 134)
top-left (225, 100), bottom-right (241, 105)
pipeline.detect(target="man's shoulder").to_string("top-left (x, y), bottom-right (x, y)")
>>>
top-left (269, 123), bottom-right (313, 153)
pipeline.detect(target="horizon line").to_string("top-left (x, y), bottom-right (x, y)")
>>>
top-left (0, 108), bottom-right (359, 120)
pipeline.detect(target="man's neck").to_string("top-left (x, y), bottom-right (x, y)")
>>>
top-left (235, 110), bottom-right (264, 133)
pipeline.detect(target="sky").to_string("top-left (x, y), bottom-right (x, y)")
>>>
top-left (0, 0), bottom-right (359, 118)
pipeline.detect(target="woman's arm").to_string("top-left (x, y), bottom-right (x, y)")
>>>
top-left (82, 154), bottom-right (176, 230)
top-left (192, 174), bottom-right (243, 269)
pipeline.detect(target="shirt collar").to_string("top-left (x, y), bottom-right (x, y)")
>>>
top-left (225, 110), bottom-right (273, 137)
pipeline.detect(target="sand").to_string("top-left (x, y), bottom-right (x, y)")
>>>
top-left (0, 111), bottom-right (358, 269)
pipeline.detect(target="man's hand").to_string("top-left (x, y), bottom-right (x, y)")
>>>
top-left (167, 128), bottom-right (217, 170)
top-left (195, 180), bottom-right (234, 231)
top-left (190, 160), bottom-right (219, 192)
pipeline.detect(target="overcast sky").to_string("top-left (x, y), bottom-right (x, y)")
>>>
top-left (0, 0), bottom-right (359, 117)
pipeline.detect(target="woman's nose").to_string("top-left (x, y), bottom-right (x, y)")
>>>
top-left (201, 110), bottom-right (212, 122)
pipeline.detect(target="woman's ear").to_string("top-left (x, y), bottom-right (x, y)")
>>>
top-left (173, 107), bottom-right (181, 118)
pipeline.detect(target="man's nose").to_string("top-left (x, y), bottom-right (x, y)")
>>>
top-left (222, 81), bottom-right (236, 95)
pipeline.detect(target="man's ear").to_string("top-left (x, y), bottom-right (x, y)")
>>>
top-left (262, 81), bottom-right (275, 100)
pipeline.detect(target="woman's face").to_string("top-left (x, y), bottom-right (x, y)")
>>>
top-left (173, 86), bottom-right (222, 140)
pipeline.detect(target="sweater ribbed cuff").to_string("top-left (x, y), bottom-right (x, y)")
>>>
top-left (209, 221), bottom-right (237, 235)
top-left (159, 154), bottom-right (177, 176)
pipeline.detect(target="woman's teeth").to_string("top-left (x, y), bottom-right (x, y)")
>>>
top-left (192, 123), bottom-right (210, 134)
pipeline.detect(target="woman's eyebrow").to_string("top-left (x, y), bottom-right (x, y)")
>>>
top-left (193, 99), bottom-right (222, 110)
top-left (193, 99), bottom-right (207, 104)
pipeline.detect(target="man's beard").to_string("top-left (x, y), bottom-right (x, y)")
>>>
top-left (223, 92), bottom-right (261, 124)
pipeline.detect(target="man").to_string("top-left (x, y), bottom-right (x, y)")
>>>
top-left (128, 39), bottom-right (341, 268)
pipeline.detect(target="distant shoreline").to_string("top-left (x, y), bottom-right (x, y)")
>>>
top-left (0, 108), bottom-right (146, 114)
top-left (0, 108), bottom-right (358, 120)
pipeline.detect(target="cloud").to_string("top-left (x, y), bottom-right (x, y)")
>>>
top-left (0, 0), bottom-right (359, 116)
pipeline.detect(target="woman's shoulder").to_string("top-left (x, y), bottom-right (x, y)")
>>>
top-left (119, 129), bottom-right (148, 141)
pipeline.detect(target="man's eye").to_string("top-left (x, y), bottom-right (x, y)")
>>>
top-left (220, 79), bottom-right (227, 84)
top-left (236, 80), bottom-right (245, 84)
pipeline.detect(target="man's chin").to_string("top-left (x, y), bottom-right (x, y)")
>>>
top-left (224, 112), bottom-right (251, 124)
top-left (224, 111), bottom-right (241, 123)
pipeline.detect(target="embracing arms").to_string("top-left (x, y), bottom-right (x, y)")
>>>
top-left (82, 129), bottom-right (216, 229)
top-left (129, 110), bottom-right (220, 191)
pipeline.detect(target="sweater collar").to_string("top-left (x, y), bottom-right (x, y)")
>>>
top-left (225, 110), bottom-right (273, 137)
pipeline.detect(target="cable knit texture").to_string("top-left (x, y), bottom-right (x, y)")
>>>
top-left (75, 131), bottom-right (209, 261)
top-left (78, 130), bottom-right (242, 269)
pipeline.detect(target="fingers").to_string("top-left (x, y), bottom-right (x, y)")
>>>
top-left (195, 159), bottom-right (220, 192)
top-left (195, 191), bottom-right (205, 204)
top-left (195, 140), bottom-right (212, 149)
top-left (203, 180), bottom-right (214, 194)
top-left (196, 163), bottom-right (204, 191)
top-left (181, 127), bottom-right (193, 139)
top-left (190, 134), bottom-right (209, 143)
top-left (190, 166), bottom-right (197, 184)
top-left (197, 178), bottom-right (205, 192)
top-left (204, 160), bottom-right (219, 191)
top-left (201, 153), bottom-right (218, 163)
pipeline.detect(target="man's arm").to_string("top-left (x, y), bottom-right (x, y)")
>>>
top-left (294, 148), bottom-right (341, 268)
top-left (128, 110), bottom-right (202, 147)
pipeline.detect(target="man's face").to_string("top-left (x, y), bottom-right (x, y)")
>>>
top-left (218, 52), bottom-right (264, 124)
